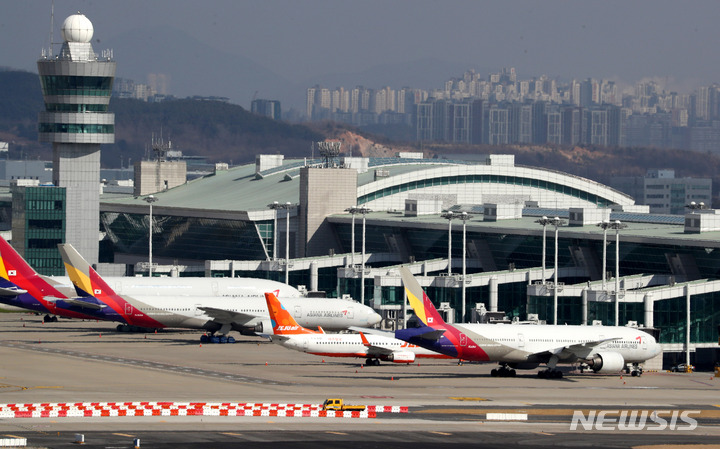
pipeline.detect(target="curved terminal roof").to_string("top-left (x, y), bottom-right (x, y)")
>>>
top-left (100, 156), bottom-right (634, 219)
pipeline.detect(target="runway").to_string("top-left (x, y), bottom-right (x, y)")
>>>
top-left (0, 313), bottom-right (719, 448)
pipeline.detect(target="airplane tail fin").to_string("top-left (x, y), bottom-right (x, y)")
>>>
top-left (264, 292), bottom-right (318, 335)
top-left (0, 236), bottom-right (58, 294)
top-left (398, 266), bottom-right (447, 328)
top-left (58, 243), bottom-right (117, 299)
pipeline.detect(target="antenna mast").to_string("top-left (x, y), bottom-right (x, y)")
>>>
top-left (48, 0), bottom-right (55, 57)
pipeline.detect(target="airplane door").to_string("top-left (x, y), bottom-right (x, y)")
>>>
top-left (124, 303), bottom-right (132, 315)
top-left (294, 306), bottom-right (302, 319)
top-left (303, 339), bottom-right (309, 352)
top-left (518, 333), bottom-right (525, 348)
top-left (346, 306), bottom-right (354, 319)
top-left (195, 304), bottom-right (203, 316)
top-left (642, 336), bottom-right (648, 351)
top-left (459, 333), bottom-right (467, 347)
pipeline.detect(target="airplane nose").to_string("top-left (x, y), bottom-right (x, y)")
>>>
top-left (368, 311), bottom-right (382, 326)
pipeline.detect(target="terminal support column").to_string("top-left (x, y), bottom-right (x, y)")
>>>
top-left (489, 276), bottom-right (498, 312)
top-left (644, 292), bottom-right (654, 328)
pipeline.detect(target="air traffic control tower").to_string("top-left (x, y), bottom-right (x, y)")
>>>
top-left (37, 13), bottom-right (115, 264)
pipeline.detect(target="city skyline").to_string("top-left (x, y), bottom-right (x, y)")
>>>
top-left (3, 1), bottom-right (720, 110)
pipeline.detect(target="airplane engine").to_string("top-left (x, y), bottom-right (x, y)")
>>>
top-left (588, 351), bottom-right (625, 373)
top-left (238, 319), bottom-right (271, 336)
top-left (388, 351), bottom-right (416, 364)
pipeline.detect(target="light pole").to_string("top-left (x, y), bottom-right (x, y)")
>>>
top-left (346, 206), bottom-right (372, 305)
top-left (441, 211), bottom-right (455, 276)
top-left (266, 201), bottom-right (281, 261)
top-left (613, 220), bottom-right (627, 326)
top-left (535, 216), bottom-right (554, 284)
top-left (143, 195), bottom-right (158, 277)
top-left (460, 211), bottom-right (471, 323)
top-left (283, 202), bottom-right (292, 284)
top-left (549, 216), bottom-right (565, 325)
top-left (597, 220), bottom-right (609, 289)
top-left (598, 220), bottom-right (627, 325)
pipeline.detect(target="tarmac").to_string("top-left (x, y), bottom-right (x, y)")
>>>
top-left (1, 312), bottom-right (719, 448)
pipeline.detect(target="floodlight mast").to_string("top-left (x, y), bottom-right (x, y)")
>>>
top-left (346, 206), bottom-right (372, 304)
top-left (597, 219), bottom-right (627, 326)
top-left (441, 211), bottom-right (456, 276)
top-left (534, 216), bottom-right (555, 285)
top-left (143, 195), bottom-right (158, 276)
top-left (317, 141), bottom-right (341, 168)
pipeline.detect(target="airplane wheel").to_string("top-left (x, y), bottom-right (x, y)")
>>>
top-left (509, 369), bottom-right (516, 377)
top-left (200, 335), bottom-right (209, 343)
top-left (491, 369), bottom-right (498, 377)
top-left (554, 371), bottom-right (563, 379)
top-left (365, 358), bottom-right (373, 366)
top-left (537, 371), bottom-right (545, 379)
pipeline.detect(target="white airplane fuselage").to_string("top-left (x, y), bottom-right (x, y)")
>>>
top-left (42, 275), bottom-right (381, 332)
top-left (453, 323), bottom-right (660, 365)
top-left (280, 333), bottom-right (448, 360)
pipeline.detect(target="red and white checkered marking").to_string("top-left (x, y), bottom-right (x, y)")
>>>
top-left (0, 402), bottom-right (408, 419)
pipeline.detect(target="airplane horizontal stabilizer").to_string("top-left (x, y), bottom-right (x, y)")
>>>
top-left (59, 298), bottom-right (107, 311)
top-left (0, 286), bottom-right (27, 297)
top-left (348, 326), bottom-right (395, 337)
top-left (396, 325), bottom-right (446, 342)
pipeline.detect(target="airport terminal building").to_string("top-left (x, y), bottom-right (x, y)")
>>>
top-left (89, 153), bottom-right (720, 368)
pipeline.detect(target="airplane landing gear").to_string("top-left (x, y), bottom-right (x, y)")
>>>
top-left (490, 364), bottom-right (516, 377)
top-left (43, 315), bottom-right (58, 323)
top-left (626, 363), bottom-right (643, 377)
top-left (538, 369), bottom-right (563, 379)
top-left (365, 358), bottom-right (381, 366)
top-left (200, 334), bottom-right (236, 344)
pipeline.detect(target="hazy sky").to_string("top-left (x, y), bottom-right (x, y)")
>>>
top-left (3, 0), bottom-right (720, 106)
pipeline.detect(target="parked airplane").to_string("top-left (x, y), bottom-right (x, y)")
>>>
top-left (264, 292), bottom-right (450, 365)
top-left (0, 237), bottom-right (99, 322)
top-left (394, 267), bottom-right (661, 378)
top-left (57, 243), bottom-right (382, 338)
top-left (0, 236), bottom-right (382, 337)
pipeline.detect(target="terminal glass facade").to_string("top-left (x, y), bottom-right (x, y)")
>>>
top-left (654, 294), bottom-right (720, 344)
top-left (357, 174), bottom-right (615, 208)
top-left (100, 212), bottom-right (268, 262)
top-left (11, 187), bottom-right (66, 276)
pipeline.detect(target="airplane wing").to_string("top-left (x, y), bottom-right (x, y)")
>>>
top-left (535, 337), bottom-right (622, 360)
top-left (0, 286), bottom-right (27, 297)
top-left (197, 306), bottom-right (259, 326)
top-left (359, 332), bottom-right (396, 358)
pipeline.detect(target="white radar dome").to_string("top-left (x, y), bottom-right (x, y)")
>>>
top-left (61, 13), bottom-right (94, 43)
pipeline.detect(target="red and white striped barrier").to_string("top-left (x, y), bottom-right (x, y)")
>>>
top-left (0, 401), bottom-right (408, 419)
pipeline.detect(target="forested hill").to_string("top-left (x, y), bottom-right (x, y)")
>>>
top-left (2, 69), bottom-right (719, 206)
top-left (109, 99), bottom-right (323, 167)
top-left (0, 69), bottom-right (324, 167)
